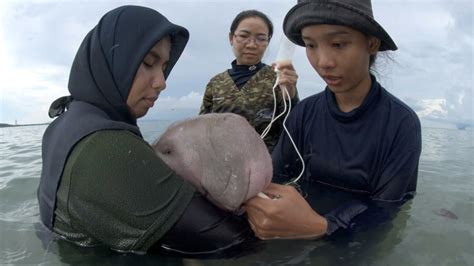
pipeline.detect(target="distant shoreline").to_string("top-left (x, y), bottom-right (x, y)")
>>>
top-left (0, 123), bottom-right (49, 128)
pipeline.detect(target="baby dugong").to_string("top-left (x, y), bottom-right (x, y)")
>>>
top-left (152, 113), bottom-right (272, 212)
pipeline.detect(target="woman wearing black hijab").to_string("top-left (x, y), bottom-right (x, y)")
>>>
top-left (38, 5), bottom-right (252, 254)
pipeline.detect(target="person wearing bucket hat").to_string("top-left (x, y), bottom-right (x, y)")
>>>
top-left (199, 10), bottom-right (300, 153)
top-left (283, 0), bottom-right (397, 51)
top-left (38, 6), bottom-right (254, 254)
top-left (245, 0), bottom-right (421, 240)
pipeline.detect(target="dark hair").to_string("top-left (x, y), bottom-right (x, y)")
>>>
top-left (367, 37), bottom-right (395, 73)
top-left (369, 54), bottom-right (377, 68)
top-left (366, 35), bottom-right (379, 69)
top-left (230, 10), bottom-right (273, 40)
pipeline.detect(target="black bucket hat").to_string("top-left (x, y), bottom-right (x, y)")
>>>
top-left (283, 0), bottom-right (397, 51)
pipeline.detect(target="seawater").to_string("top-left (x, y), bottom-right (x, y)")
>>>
top-left (0, 120), bottom-right (473, 265)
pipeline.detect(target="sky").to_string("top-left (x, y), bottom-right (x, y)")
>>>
top-left (0, 0), bottom-right (472, 127)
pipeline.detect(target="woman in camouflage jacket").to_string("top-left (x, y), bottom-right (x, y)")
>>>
top-left (199, 10), bottom-right (299, 152)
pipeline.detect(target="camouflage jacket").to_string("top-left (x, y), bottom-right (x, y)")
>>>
top-left (199, 65), bottom-right (299, 152)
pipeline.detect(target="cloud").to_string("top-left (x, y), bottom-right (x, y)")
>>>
top-left (407, 87), bottom-right (473, 127)
top-left (143, 91), bottom-right (203, 121)
top-left (1, 2), bottom-right (107, 68)
top-left (411, 98), bottom-right (448, 119)
top-left (0, 0), bottom-right (472, 126)
top-left (443, 0), bottom-right (473, 37)
top-left (155, 91), bottom-right (203, 111)
top-left (445, 86), bottom-right (473, 124)
top-left (0, 63), bottom-right (69, 124)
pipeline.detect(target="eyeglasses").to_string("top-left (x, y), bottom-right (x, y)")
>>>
top-left (233, 34), bottom-right (269, 45)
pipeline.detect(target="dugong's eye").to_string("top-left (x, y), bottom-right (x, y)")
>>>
top-left (164, 149), bottom-right (171, 155)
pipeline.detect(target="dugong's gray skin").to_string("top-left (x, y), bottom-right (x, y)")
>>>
top-left (152, 113), bottom-right (272, 212)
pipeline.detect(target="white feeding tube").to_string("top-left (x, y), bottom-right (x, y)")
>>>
top-left (261, 35), bottom-right (295, 138)
top-left (260, 35), bottom-right (305, 186)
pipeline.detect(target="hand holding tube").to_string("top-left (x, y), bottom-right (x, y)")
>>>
top-left (244, 183), bottom-right (327, 240)
top-left (272, 35), bottom-right (298, 100)
top-left (272, 62), bottom-right (298, 100)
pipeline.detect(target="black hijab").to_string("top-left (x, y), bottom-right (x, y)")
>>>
top-left (38, 5), bottom-right (189, 229)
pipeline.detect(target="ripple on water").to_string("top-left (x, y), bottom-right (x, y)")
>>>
top-left (0, 234), bottom-right (31, 264)
top-left (1, 176), bottom-right (39, 193)
top-left (0, 175), bottom-right (14, 190)
top-left (3, 144), bottom-right (24, 152)
top-left (0, 170), bottom-right (15, 178)
top-left (7, 154), bottom-right (42, 164)
top-left (0, 164), bottom-right (21, 172)
top-left (0, 199), bottom-right (39, 223)
top-left (0, 177), bottom-right (39, 223)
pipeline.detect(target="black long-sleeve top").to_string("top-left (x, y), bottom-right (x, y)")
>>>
top-left (271, 75), bottom-right (421, 235)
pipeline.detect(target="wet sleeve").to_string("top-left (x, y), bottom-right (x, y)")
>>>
top-left (325, 115), bottom-right (422, 235)
top-left (324, 200), bottom-right (400, 235)
top-left (65, 130), bottom-right (195, 253)
top-left (371, 115), bottom-right (421, 201)
top-left (199, 81), bottom-right (214, 114)
top-left (155, 193), bottom-right (255, 255)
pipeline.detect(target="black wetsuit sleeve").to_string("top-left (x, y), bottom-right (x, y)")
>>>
top-left (324, 200), bottom-right (399, 235)
top-left (324, 118), bottom-right (421, 235)
top-left (156, 193), bottom-right (254, 255)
